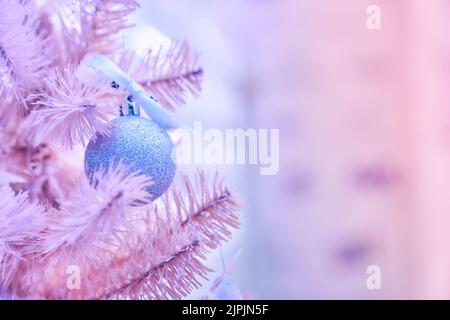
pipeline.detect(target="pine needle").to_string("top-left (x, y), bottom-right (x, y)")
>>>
top-left (0, 0), bottom-right (52, 123)
top-left (118, 42), bottom-right (203, 110)
top-left (26, 65), bottom-right (121, 148)
top-left (0, 186), bottom-right (46, 287)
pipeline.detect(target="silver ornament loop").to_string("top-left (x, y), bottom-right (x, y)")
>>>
top-left (120, 95), bottom-right (140, 117)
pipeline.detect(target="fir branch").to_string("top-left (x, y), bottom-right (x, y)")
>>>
top-left (44, 0), bottom-right (138, 63)
top-left (0, 0), bottom-right (52, 122)
top-left (82, 0), bottom-right (139, 54)
top-left (6, 172), bottom-right (238, 300)
top-left (0, 142), bottom-right (76, 207)
top-left (0, 186), bottom-right (46, 287)
top-left (26, 65), bottom-right (121, 149)
top-left (53, 0), bottom-right (139, 62)
top-left (99, 239), bottom-right (210, 300)
top-left (0, 0), bottom-right (240, 301)
top-left (38, 163), bottom-right (152, 265)
top-left (119, 42), bottom-right (203, 111)
top-left (92, 171), bottom-right (239, 300)
top-left (165, 171), bottom-right (240, 249)
top-left (5, 165), bottom-right (151, 299)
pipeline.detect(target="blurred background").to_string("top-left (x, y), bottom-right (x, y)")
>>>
top-left (128, 0), bottom-right (450, 299)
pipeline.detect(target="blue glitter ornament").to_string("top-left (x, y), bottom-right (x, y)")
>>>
top-left (84, 109), bottom-right (177, 200)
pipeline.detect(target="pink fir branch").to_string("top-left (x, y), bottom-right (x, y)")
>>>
top-left (5, 164), bottom-right (152, 299)
top-left (0, 1), bottom-right (240, 301)
top-left (118, 42), bottom-right (204, 111)
top-left (96, 231), bottom-right (210, 300)
top-left (38, 164), bottom-right (152, 265)
top-left (93, 171), bottom-right (239, 300)
top-left (0, 141), bottom-right (80, 207)
top-left (0, 186), bottom-right (46, 287)
top-left (51, 0), bottom-right (139, 62)
top-left (0, 0), bottom-right (52, 123)
top-left (164, 171), bottom-right (240, 249)
top-left (84, 0), bottom-right (139, 54)
top-left (11, 171), bottom-right (238, 300)
top-left (26, 65), bottom-right (121, 148)
top-left (5, 173), bottom-right (238, 299)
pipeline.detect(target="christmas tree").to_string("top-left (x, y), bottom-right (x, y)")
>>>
top-left (0, 0), bottom-right (239, 299)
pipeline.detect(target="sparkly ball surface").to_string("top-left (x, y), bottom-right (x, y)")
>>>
top-left (84, 115), bottom-right (176, 200)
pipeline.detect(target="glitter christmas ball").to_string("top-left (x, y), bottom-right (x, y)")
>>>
top-left (84, 115), bottom-right (176, 200)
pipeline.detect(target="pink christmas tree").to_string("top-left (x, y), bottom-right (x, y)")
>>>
top-left (0, 0), bottom-right (239, 299)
